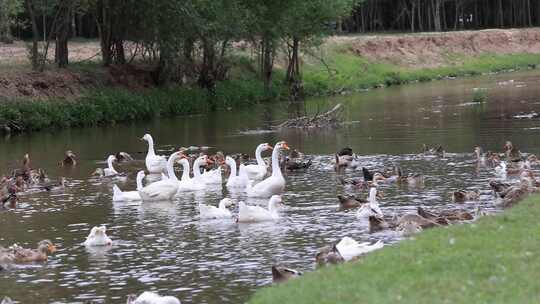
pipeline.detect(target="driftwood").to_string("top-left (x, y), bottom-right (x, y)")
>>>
top-left (275, 103), bottom-right (344, 129)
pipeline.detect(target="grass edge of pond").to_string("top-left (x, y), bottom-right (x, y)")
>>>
top-left (249, 194), bottom-right (540, 304)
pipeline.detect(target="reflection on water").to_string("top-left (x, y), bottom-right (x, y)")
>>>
top-left (2, 70), bottom-right (540, 303)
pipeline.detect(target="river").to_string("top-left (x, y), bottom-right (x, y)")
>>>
top-left (1, 70), bottom-right (540, 303)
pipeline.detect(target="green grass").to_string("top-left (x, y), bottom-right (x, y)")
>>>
top-left (250, 195), bottom-right (540, 304)
top-left (301, 43), bottom-right (540, 95)
top-left (0, 79), bottom-right (270, 132)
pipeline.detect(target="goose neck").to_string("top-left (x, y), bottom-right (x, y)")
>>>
top-left (146, 137), bottom-right (155, 156)
top-left (271, 146), bottom-right (282, 178)
top-left (136, 174), bottom-right (144, 190)
top-left (166, 153), bottom-right (179, 181)
top-left (180, 160), bottom-right (191, 181)
top-left (255, 145), bottom-right (265, 166)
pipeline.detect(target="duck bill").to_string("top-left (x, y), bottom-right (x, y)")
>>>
top-left (48, 244), bottom-right (57, 253)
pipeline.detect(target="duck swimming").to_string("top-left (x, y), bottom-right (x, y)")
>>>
top-left (126, 291), bottom-right (181, 304)
top-left (452, 189), bottom-right (480, 203)
top-left (315, 244), bottom-right (344, 266)
top-left (84, 226), bottom-right (112, 246)
top-left (113, 171), bottom-right (145, 202)
top-left (237, 195), bottom-right (283, 222)
top-left (138, 152), bottom-right (182, 201)
top-left (199, 198), bottom-right (235, 219)
top-left (141, 134), bottom-right (168, 174)
top-left (103, 155), bottom-right (120, 177)
top-left (0, 240), bottom-right (57, 263)
top-left (225, 156), bottom-right (250, 190)
top-left (246, 142), bottom-right (289, 198)
top-left (243, 143), bottom-right (273, 181)
top-left (60, 150), bottom-right (77, 167)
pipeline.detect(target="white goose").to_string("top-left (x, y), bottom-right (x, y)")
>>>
top-left (246, 141), bottom-right (289, 198)
top-left (199, 198), bottom-right (235, 219)
top-left (201, 165), bottom-right (222, 185)
top-left (237, 195), bottom-right (283, 222)
top-left (141, 134), bottom-right (168, 174)
top-left (126, 291), bottom-right (180, 304)
top-left (103, 155), bottom-right (119, 176)
top-left (225, 156), bottom-right (250, 190)
top-left (138, 152), bottom-right (182, 202)
top-left (192, 155), bottom-right (220, 186)
top-left (112, 171), bottom-right (145, 202)
top-left (177, 157), bottom-right (205, 192)
top-left (356, 187), bottom-right (383, 219)
top-left (335, 237), bottom-right (384, 261)
top-left (244, 143), bottom-right (273, 181)
top-left (83, 226), bottom-right (113, 246)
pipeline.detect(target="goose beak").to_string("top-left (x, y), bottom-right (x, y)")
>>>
top-left (268, 145), bottom-right (274, 150)
top-left (207, 159), bottom-right (214, 165)
top-left (282, 143), bottom-right (290, 150)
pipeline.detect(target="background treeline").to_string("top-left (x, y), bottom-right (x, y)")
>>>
top-left (0, 0), bottom-right (539, 96)
top-left (344, 0), bottom-right (540, 32)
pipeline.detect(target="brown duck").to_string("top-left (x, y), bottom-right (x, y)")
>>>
top-left (315, 244), bottom-right (344, 266)
top-left (60, 150), bottom-right (77, 167)
top-left (1, 240), bottom-right (56, 264)
top-left (271, 265), bottom-right (302, 283)
top-left (452, 189), bottom-right (480, 203)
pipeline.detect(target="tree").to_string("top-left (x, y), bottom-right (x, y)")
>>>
top-left (281, 0), bottom-right (356, 100)
top-left (0, 0), bottom-right (23, 43)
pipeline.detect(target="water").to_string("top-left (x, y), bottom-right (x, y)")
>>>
top-left (1, 70), bottom-right (540, 303)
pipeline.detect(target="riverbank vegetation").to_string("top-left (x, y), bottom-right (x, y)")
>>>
top-left (2, 1), bottom-right (540, 133)
top-left (250, 194), bottom-right (540, 304)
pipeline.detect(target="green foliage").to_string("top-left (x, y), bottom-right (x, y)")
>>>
top-left (472, 89), bottom-right (488, 103)
top-left (0, 0), bottom-right (23, 41)
top-left (0, 83), bottom-right (269, 133)
top-left (301, 48), bottom-right (540, 95)
top-left (250, 194), bottom-right (540, 304)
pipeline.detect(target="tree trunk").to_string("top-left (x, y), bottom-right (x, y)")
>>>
top-left (432, 0), bottom-right (442, 31)
top-left (286, 37), bottom-right (303, 101)
top-left (25, 0), bottom-right (40, 70)
top-left (198, 38), bottom-right (216, 92)
top-left (55, 1), bottom-right (71, 68)
top-left (261, 35), bottom-right (274, 94)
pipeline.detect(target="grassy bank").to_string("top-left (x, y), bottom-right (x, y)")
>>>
top-left (303, 43), bottom-right (540, 95)
top-left (0, 76), bottom-right (278, 132)
top-left (2, 35), bottom-right (540, 133)
top-left (250, 195), bottom-right (540, 304)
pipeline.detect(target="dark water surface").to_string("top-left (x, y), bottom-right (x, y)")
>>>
top-left (2, 70), bottom-right (540, 303)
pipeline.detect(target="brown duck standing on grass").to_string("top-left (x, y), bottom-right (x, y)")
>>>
top-left (501, 181), bottom-right (533, 208)
top-left (417, 206), bottom-right (472, 222)
top-left (60, 150), bottom-right (77, 167)
top-left (271, 265), bottom-right (302, 283)
top-left (452, 189), bottom-right (480, 203)
top-left (315, 244), bottom-right (344, 266)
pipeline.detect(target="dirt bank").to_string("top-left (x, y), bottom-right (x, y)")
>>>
top-left (331, 28), bottom-right (540, 67)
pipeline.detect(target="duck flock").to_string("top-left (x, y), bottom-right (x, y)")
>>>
top-left (0, 135), bottom-right (538, 303)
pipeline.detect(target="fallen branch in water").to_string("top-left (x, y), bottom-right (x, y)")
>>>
top-left (274, 103), bottom-right (344, 129)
